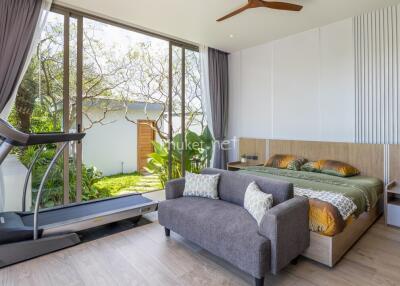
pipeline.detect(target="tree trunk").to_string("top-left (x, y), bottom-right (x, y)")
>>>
top-left (15, 87), bottom-right (35, 133)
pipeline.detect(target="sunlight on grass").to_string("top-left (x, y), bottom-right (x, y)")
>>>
top-left (93, 172), bottom-right (162, 196)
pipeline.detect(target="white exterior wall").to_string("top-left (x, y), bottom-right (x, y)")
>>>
top-left (82, 108), bottom-right (162, 176)
top-left (2, 155), bottom-right (31, 212)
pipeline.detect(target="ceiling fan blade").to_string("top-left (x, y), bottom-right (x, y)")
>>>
top-left (217, 3), bottom-right (251, 22)
top-left (262, 1), bottom-right (303, 11)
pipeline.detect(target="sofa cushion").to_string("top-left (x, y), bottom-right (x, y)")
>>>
top-left (201, 168), bottom-right (293, 207)
top-left (183, 172), bottom-right (220, 199)
top-left (244, 182), bottom-right (273, 225)
top-left (158, 197), bottom-right (271, 278)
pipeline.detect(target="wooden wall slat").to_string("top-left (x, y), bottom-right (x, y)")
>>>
top-left (390, 144), bottom-right (400, 181)
top-left (238, 138), bottom-right (266, 165)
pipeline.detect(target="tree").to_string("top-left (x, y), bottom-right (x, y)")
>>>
top-left (10, 14), bottom-right (206, 142)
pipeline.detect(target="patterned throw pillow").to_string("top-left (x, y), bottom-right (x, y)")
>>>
top-left (265, 154), bottom-right (297, 169)
top-left (183, 172), bottom-right (220, 199)
top-left (301, 161), bottom-right (321, 172)
top-left (287, 157), bottom-right (308, 171)
top-left (318, 160), bottom-right (360, 177)
top-left (244, 182), bottom-right (273, 225)
top-left (301, 160), bottom-right (360, 177)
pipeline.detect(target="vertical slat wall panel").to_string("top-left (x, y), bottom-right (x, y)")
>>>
top-left (355, 5), bottom-right (400, 145)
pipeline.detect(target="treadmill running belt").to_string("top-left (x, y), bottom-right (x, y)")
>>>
top-left (22, 195), bottom-right (153, 227)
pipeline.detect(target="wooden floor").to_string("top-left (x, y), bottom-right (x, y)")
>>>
top-left (1, 214), bottom-right (400, 286)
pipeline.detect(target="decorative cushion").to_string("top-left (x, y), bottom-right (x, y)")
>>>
top-left (244, 182), bottom-right (273, 225)
top-left (287, 157), bottom-right (308, 171)
top-left (301, 160), bottom-right (360, 177)
top-left (301, 161), bottom-right (321, 172)
top-left (265, 154), bottom-right (297, 169)
top-left (183, 172), bottom-right (220, 199)
top-left (318, 160), bottom-right (360, 177)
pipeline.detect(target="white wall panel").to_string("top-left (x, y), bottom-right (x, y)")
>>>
top-left (320, 18), bottom-right (355, 142)
top-left (240, 43), bottom-right (273, 138)
top-left (273, 29), bottom-right (320, 140)
top-left (228, 18), bottom-right (356, 143)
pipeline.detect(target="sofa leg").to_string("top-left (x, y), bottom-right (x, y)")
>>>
top-left (164, 227), bottom-right (170, 237)
top-left (254, 277), bottom-right (264, 286)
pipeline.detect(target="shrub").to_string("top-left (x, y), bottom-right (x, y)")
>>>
top-left (145, 127), bottom-right (213, 187)
top-left (16, 145), bottom-right (105, 209)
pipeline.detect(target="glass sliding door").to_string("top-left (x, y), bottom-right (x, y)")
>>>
top-left (167, 44), bottom-right (209, 179)
top-left (184, 49), bottom-right (211, 172)
top-left (169, 45), bottom-right (184, 178)
top-left (78, 16), bottom-right (168, 200)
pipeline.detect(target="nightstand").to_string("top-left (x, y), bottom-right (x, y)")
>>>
top-left (227, 161), bottom-right (262, 171)
top-left (385, 180), bottom-right (400, 227)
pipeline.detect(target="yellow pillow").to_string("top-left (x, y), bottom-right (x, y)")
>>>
top-left (265, 154), bottom-right (297, 169)
top-left (301, 160), bottom-right (360, 177)
top-left (318, 160), bottom-right (360, 177)
top-left (301, 161), bottom-right (321, 172)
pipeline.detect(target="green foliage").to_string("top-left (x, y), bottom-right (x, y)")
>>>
top-left (145, 141), bottom-right (181, 188)
top-left (92, 172), bottom-right (140, 195)
top-left (92, 172), bottom-right (162, 196)
top-left (17, 145), bottom-right (105, 209)
top-left (145, 127), bottom-right (213, 187)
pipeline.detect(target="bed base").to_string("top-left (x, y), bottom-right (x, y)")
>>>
top-left (302, 197), bottom-right (383, 267)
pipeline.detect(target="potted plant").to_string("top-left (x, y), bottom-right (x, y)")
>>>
top-left (241, 154), bottom-right (247, 164)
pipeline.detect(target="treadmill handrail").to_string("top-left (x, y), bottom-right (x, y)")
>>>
top-left (0, 119), bottom-right (29, 145)
top-left (22, 145), bottom-right (46, 212)
top-left (33, 142), bottom-right (68, 240)
top-left (0, 119), bottom-right (85, 147)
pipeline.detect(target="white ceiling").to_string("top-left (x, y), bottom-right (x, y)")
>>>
top-left (55, 0), bottom-right (400, 52)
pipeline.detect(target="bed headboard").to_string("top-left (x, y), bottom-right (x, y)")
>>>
top-left (237, 138), bottom-right (397, 182)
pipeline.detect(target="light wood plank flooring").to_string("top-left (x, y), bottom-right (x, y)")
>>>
top-left (1, 214), bottom-right (400, 286)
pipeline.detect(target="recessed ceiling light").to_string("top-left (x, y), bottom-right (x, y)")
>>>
top-left (229, 34), bottom-right (234, 38)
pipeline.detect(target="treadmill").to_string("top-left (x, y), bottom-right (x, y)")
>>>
top-left (0, 119), bottom-right (158, 268)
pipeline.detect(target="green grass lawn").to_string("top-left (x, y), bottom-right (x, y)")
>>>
top-left (93, 172), bottom-right (162, 196)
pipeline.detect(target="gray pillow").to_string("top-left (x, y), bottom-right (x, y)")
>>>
top-left (183, 172), bottom-right (220, 199)
top-left (244, 182), bottom-right (273, 225)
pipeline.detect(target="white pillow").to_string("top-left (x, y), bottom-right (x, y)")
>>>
top-left (183, 172), bottom-right (220, 199)
top-left (244, 182), bottom-right (273, 225)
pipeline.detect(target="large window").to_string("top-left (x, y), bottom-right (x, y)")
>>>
top-left (5, 7), bottom-right (209, 211)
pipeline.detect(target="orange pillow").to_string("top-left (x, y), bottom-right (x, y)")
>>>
top-left (318, 160), bottom-right (360, 177)
top-left (302, 160), bottom-right (360, 177)
top-left (265, 154), bottom-right (297, 169)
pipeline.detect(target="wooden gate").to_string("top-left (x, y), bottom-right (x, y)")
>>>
top-left (137, 120), bottom-right (156, 173)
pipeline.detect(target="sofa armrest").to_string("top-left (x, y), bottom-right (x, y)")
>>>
top-left (165, 178), bottom-right (186, 200)
top-left (259, 196), bottom-right (310, 274)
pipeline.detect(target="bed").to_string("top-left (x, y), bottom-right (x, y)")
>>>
top-left (240, 166), bottom-right (383, 236)
top-left (236, 138), bottom-right (391, 267)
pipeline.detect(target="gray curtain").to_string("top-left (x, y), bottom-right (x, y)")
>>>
top-left (0, 0), bottom-right (42, 113)
top-left (208, 48), bottom-right (229, 169)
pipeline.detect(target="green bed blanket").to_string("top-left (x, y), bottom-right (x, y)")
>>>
top-left (239, 166), bottom-right (383, 217)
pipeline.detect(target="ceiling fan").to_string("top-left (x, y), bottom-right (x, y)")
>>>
top-left (217, 0), bottom-right (303, 22)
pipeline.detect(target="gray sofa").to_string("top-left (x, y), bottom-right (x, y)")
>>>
top-left (158, 168), bottom-right (309, 286)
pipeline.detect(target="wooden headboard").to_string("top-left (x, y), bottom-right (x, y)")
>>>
top-left (390, 144), bottom-right (400, 181)
top-left (238, 138), bottom-right (394, 182)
